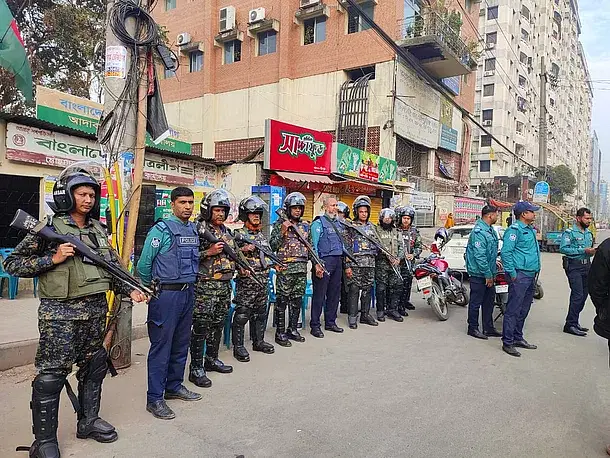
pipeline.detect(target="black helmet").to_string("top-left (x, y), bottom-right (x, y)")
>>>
top-left (200, 189), bottom-right (233, 222)
top-left (337, 201), bottom-right (350, 219)
top-left (283, 192), bottom-right (306, 211)
top-left (352, 195), bottom-right (371, 220)
top-left (238, 195), bottom-right (268, 222)
top-left (50, 165), bottom-right (101, 215)
top-left (378, 208), bottom-right (395, 226)
top-left (397, 206), bottom-right (416, 223)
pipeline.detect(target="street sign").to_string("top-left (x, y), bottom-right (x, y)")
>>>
top-left (533, 181), bottom-right (550, 203)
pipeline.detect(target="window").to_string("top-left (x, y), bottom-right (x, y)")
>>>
top-left (518, 75), bottom-right (526, 88)
top-left (552, 47), bottom-right (557, 55)
top-left (486, 32), bottom-right (497, 44)
top-left (550, 97), bottom-right (556, 107)
top-left (483, 84), bottom-right (495, 96)
top-left (517, 96), bottom-right (527, 113)
top-left (163, 68), bottom-right (175, 79)
top-left (465, 0), bottom-right (472, 12)
top-left (480, 135), bottom-right (492, 147)
top-left (484, 58), bottom-right (496, 71)
top-left (165, 0), bottom-right (176, 10)
top-left (519, 52), bottom-right (528, 65)
top-left (224, 40), bottom-right (241, 64)
top-left (521, 5), bottom-right (530, 20)
top-left (348, 2), bottom-right (374, 34)
top-left (482, 109), bottom-right (493, 122)
top-left (487, 6), bottom-right (498, 20)
top-left (189, 50), bottom-right (203, 72)
top-left (521, 28), bottom-right (529, 42)
top-left (304, 16), bottom-right (326, 45)
top-left (516, 121), bottom-right (524, 135)
top-left (258, 30), bottom-right (277, 56)
top-left (480, 160), bottom-right (491, 172)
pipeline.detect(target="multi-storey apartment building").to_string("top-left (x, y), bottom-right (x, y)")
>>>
top-left (470, 0), bottom-right (593, 205)
top-left (589, 131), bottom-right (601, 214)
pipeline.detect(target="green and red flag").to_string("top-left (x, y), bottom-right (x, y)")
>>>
top-left (0, 0), bottom-right (33, 101)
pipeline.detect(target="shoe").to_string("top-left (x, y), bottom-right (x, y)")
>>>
top-left (24, 441), bottom-right (61, 458)
top-left (146, 400), bottom-right (176, 420)
top-left (397, 308), bottom-right (409, 317)
top-left (204, 358), bottom-right (233, 374)
top-left (564, 325), bottom-right (587, 337)
top-left (467, 329), bottom-right (488, 340)
top-left (502, 345), bottom-right (521, 357)
top-left (377, 314), bottom-right (386, 322)
top-left (484, 329), bottom-right (503, 337)
top-left (275, 333), bottom-right (292, 347)
top-left (164, 385), bottom-right (202, 402)
top-left (287, 306), bottom-right (306, 342)
top-left (577, 324), bottom-right (590, 333)
top-left (286, 329), bottom-right (306, 342)
top-left (310, 328), bottom-right (324, 338)
top-left (253, 340), bottom-right (275, 354)
top-left (386, 311), bottom-right (404, 322)
top-left (324, 324), bottom-right (344, 333)
top-left (233, 346), bottom-right (251, 363)
top-left (360, 314), bottom-right (378, 326)
top-left (274, 305), bottom-right (292, 347)
top-left (188, 366), bottom-right (212, 388)
top-left (514, 340), bottom-right (537, 349)
top-left (405, 302), bottom-right (416, 310)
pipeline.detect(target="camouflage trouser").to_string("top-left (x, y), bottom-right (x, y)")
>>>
top-left (36, 314), bottom-right (106, 376)
top-left (348, 266), bottom-right (375, 317)
top-left (400, 262), bottom-right (414, 306)
top-left (276, 271), bottom-right (307, 309)
top-left (340, 270), bottom-right (353, 313)
top-left (193, 280), bottom-right (232, 359)
top-left (375, 262), bottom-right (403, 314)
top-left (234, 273), bottom-right (268, 316)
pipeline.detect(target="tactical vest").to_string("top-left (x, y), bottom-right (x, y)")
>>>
top-left (199, 222), bottom-right (236, 281)
top-left (352, 222), bottom-right (377, 256)
top-left (377, 226), bottom-right (400, 257)
top-left (400, 227), bottom-right (417, 254)
top-left (38, 217), bottom-right (112, 300)
top-left (317, 216), bottom-right (343, 258)
top-left (152, 219), bottom-right (199, 284)
top-left (277, 221), bottom-right (309, 263)
top-left (235, 228), bottom-right (271, 273)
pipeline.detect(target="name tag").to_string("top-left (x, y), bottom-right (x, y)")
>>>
top-left (179, 237), bottom-right (198, 245)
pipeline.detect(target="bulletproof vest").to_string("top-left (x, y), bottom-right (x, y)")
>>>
top-left (353, 222), bottom-right (377, 256)
top-left (235, 227), bottom-right (271, 273)
top-left (317, 216), bottom-right (343, 257)
top-left (377, 226), bottom-right (400, 256)
top-left (38, 216), bottom-right (112, 300)
top-left (152, 219), bottom-right (199, 284)
top-left (199, 223), bottom-right (236, 281)
top-left (277, 220), bottom-right (309, 263)
top-left (400, 227), bottom-right (417, 254)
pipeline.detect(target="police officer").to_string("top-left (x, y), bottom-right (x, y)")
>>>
top-left (337, 201), bottom-right (352, 315)
top-left (347, 196), bottom-right (379, 327)
top-left (396, 206), bottom-right (422, 315)
top-left (189, 189), bottom-right (235, 388)
top-left (269, 192), bottom-right (310, 346)
top-left (136, 187), bottom-right (202, 420)
top-left (500, 201), bottom-right (541, 357)
top-left (375, 208), bottom-right (405, 322)
top-left (232, 196), bottom-right (275, 362)
top-left (5, 167), bottom-right (146, 457)
top-left (560, 207), bottom-right (595, 337)
top-left (465, 205), bottom-right (502, 340)
top-left (309, 196), bottom-right (350, 337)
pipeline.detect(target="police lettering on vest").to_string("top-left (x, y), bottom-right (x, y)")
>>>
top-left (152, 220), bottom-right (199, 284)
top-left (317, 216), bottom-right (343, 257)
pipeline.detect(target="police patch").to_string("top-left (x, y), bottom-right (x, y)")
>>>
top-left (509, 234), bottom-right (517, 242)
top-left (475, 241), bottom-right (481, 248)
top-left (151, 237), bottom-right (161, 248)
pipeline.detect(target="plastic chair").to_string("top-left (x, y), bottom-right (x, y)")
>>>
top-left (224, 279), bottom-right (237, 348)
top-left (300, 279), bottom-right (313, 329)
top-left (0, 249), bottom-right (19, 300)
top-left (371, 283), bottom-right (376, 309)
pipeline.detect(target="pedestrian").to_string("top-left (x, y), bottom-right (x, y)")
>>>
top-left (396, 205), bottom-right (422, 315)
top-left (506, 214), bottom-right (513, 227)
top-left (445, 212), bottom-right (455, 229)
top-left (231, 196), bottom-right (276, 362)
top-left (465, 205), bottom-right (503, 340)
top-left (137, 187), bottom-right (202, 420)
top-left (375, 208), bottom-right (405, 322)
top-left (189, 189), bottom-right (235, 388)
top-left (309, 196), bottom-right (350, 337)
top-left (269, 192), bottom-right (310, 346)
top-left (337, 201), bottom-right (352, 315)
top-left (560, 207), bottom-right (595, 337)
top-left (346, 196), bottom-right (379, 327)
top-left (500, 200), bottom-right (541, 357)
top-left (4, 167), bottom-right (147, 457)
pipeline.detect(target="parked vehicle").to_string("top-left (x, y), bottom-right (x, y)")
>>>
top-left (440, 225), bottom-right (505, 273)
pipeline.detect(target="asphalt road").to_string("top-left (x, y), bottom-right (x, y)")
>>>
top-left (1, 247), bottom-right (610, 457)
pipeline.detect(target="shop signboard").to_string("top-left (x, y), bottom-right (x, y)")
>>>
top-left (333, 143), bottom-right (397, 184)
top-left (155, 189), bottom-right (173, 221)
top-left (143, 152), bottom-right (194, 185)
top-left (264, 119), bottom-right (333, 175)
top-left (409, 190), bottom-right (435, 212)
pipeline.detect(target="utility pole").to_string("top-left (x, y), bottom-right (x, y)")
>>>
top-left (539, 56), bottom-right (547, 175)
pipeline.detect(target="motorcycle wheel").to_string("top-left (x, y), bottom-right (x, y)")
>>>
top-left (534, 282), bottom-right (544, 300)
top-left (428, 281), bottom-right (449, 321)
top-left (451, 278), bottom-right (469, 307)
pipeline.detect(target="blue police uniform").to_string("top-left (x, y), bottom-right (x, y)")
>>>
top-left (560, 223), bottom-right (594, 330)
top-left (310, 214), bottom-right (345, 330)
top-left (465, 218), bottom-right (499, 334)
top-left (500, 213), bottom-right (541, 347)
top-left (137, 216), bottom-right (199, 403)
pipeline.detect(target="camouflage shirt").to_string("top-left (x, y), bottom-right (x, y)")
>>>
top-left (270, 220), bottom-right (310, 275)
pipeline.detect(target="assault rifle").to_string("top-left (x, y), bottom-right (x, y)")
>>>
top-left (232, 232), bottom-right (286, 268)
top-left (10, 210), bottom-right (155, 297)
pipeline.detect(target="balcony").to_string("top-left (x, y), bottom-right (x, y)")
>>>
top-left (396, 11), bottom-right (477, 79)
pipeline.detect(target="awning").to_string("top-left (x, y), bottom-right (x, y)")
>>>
top-left (331, 173), bottom-right (394, 191)
top-left (276, 171), bottom-right (339, 185)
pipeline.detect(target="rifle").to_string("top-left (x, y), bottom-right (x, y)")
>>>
top-left (325, 217), bottom-right (359, 266)
top-left (10, 210), bottom-right (155, 298)
top-left (232, 231), bottom-right (286, 268)
top-left (275, 208), bottom-right (329, 275)
top-left (200, 225), bottom-right (266, 288)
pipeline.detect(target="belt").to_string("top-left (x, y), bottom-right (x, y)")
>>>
top-left (160, 283), bottom-right (192, 291)
top-left (564, 257), bottom-right (590, 265)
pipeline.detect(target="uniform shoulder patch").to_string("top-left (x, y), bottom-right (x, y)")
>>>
top-left (474, 241), bottom-right (481, 248)
top-left (474, 227), bottom-right (481, 233)
top-left (151, 237), bottom-right (161, 248)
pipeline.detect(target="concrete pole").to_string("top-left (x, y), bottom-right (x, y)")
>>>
top-left (539, 56), bottom-right (547, 175)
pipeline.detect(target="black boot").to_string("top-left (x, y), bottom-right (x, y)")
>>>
top-left (376, 286), bottom-right (386, 322)
top-left (231, 308), bottom-right (250, 363)
top-left (387, 291), bottom-right (404, 322)
top-left (252, 313), bottom-right (275, 354)
top-left (397, 304), bottom-right (409, 317)
top-left (358, 284), bottom-right (378, 326)
top-left (25, 373), bottom-right (64, 458)
top-left (204, 329), bottom-right (233, 374)
top-left (76, 349), bottom-right (118, 443)
top-left (274, 304), bottom-right (292, 347)
top-left (286, 304), bottom-right (305, 342)
top-left (188, 328), bottom-right (212, 388)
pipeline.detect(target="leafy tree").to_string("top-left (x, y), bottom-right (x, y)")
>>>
top-left (545, 164), bottom-right (576, 204)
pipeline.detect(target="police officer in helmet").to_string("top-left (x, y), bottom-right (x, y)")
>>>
top-left (337, 201), bottom-right (352, 315)
top-left (5, 165), bottom-right (146, 458)
top-left (396, 205), bottom-right (422, 315)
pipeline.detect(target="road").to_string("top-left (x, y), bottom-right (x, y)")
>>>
top-left (1, 247), bottom-right (610, 457)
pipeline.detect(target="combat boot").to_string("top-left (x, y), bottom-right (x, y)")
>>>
top-left (397, 304), bottom-right (409, 317)
top-left (348, 316), bottom-right (358, 329)
top-left (252, 314), bottom-right (275, 354)
top-left (188, 330), bottom-right (212, 388)
top-left (274, 304), bottom-right (292, 347)
top-left (204, 330), bottom-right (233, 374)
top-left (387, 293), bottom-right (404, 322)
top-left (286, 304), bottom-right (306, 342)
top-left (376, 287), bottom-right (387, 322)
top-left (232, 323), bottom-right (250, 363)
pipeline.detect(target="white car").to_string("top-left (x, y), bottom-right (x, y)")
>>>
top-left (441, 225), bottom-right (505, 273)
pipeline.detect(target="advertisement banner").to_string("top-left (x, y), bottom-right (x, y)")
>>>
top-left (144, 152), bottom-right (195, 185)
top-left (334, 143), bottom-right (397, 184)
top-left (194, 163), bottom-right (217, 188)
top-left (409, 190), bottom-right (435, 212)
top-left (264, 119), bottom-right (333, 175)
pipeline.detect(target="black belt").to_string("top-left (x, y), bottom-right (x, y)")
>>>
top-left (160, 283), bottom-right (192, 291)
top-left (564, 257), bottom-right (590, 265)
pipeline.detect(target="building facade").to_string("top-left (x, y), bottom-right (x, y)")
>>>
top-left (589, 130), bottom-right (601, 215)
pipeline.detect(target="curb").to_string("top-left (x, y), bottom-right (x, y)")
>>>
top-left (0, 324), bottom-right (149, 372)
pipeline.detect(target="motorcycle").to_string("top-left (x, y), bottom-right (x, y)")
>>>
top-left (413, 253), bottom-right (469, 321)
top-left (494, 265), bottom-right (543, 321)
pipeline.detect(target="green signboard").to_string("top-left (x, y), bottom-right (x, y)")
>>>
top-left (335, 143), bottom-right (397, 184)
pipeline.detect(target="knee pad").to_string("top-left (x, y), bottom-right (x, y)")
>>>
top-left (233, 311), bottom-right (249, 326)
top-left (33, 373), bottom-right (65, 396)
top-left (77, 348), bottom-right (108, 383)
top-left (192, 322), bottom-right (207, 337)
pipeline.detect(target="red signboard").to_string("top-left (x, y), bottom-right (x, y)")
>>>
top-left (264, 119), bottom-right (333, 175)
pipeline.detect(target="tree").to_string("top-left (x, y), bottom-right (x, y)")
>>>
top-left (546, 164), bottom-right (576, 204)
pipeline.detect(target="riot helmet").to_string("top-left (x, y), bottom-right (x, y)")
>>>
top-left (378, 208), bottom-right (396, 227)
top-left (50, 163), bottom-right (101, 216)
top-left (352, 195), bottom-right (371, 221)
top-left (337, 201), bottom-right (350, 219)
top-left (200, 189), bottom-right (234, 222)
top-left (434, 227), bottom-right (449, 245)
top-left (238, 195), bottom-right (268, 222)
top-left (283, 192), bottom-right (306, 211)
top-left (397, 206), bottom-right (416, 227)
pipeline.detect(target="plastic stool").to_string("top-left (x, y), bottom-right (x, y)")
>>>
top-left (224, 280), bottom-right (237, 349)
top-left (300, 279), bottom-right (313, 329)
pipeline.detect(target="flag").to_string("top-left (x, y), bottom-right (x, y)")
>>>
top-left (0, 0), bottom-right (33, 101)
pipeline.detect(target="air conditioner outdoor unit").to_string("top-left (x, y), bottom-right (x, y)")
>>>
top-left (482, 120), bottom-right (493, 126)
top-left (176, 32), bottom-right (192, 46)
top-left (300, 0), bottom-right (320, 8)
top-left (484, 70), bottom-right (495, 77)
top-left (486, 42), bottom-right (496, 49)
top-left (219, 6), bottom-right (236, 32)
top-left (249, 7), bottom-right (266, 24)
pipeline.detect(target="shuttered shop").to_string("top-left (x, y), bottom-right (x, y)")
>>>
top-left (338, 194), bottom-right (382, 223)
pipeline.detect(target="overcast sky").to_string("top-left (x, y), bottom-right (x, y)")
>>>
top-left (579, 1), bottom-right (610, 180)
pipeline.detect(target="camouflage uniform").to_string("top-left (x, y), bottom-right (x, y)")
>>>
top-left (375, 225), bottom-right (405, 320)
top-left (398, 226), bottom-right (422, 313)
top-left (347, 220), bottom-right (378, 325)
top-left (338, 220), bottom-right (354, 314)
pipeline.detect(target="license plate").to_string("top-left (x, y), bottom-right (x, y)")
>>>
top-left (417, 277), bottom-right (432, 290)
top-left (495, 284), bottom-right (508, 293)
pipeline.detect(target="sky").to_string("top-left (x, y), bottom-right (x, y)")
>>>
top-left (579, 1), bottom-right (610, 180)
